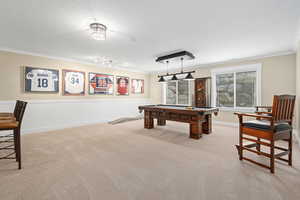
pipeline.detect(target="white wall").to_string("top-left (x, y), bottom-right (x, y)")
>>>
top-left (296, 40), bottom-right (300, 143)
top-left (0, 98), bottom-right (150, 134)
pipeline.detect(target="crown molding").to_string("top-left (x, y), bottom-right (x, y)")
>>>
top-left (0, 47), bottom-right (294, 75)
top-left (0, 47), bottom-right (148, 74)
top-left (151, 50), bottom-right (296, 74)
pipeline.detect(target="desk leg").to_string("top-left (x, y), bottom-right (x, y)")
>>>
top-left (144, 111), bottom-right (154, 129)
top-left (190, 121), bottom-right (203, 139)
top-left (157, 118), bottom-right (166, 126)
top-left (202, 114), bottom-right (212, 134)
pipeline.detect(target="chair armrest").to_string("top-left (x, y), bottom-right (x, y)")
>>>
top-left (234, 112), bottom-right (272, 120)
top-left (255, 111), bottom-right (272, 115)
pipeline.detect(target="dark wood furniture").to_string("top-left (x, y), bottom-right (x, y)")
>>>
top-left (139, 104), bottom-right (218, 139)
top-left (0, 100), bottom-right (27, 169)
top-left (235, 95), bottom-right (295, 173)
top-left (195, 77), bottom-right (211, 108)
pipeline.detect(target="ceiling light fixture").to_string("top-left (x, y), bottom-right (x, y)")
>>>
top-left (171, 74), bottom-right (178, 81)
top-left (184, 72), bottom-right (194, 80)
top-left (158, 76), bottom-right (166, 82)
top-left (156, 51), bottom-right (196, 82)
top-left (90, 22), bottom-right (107, 40)
top-left (158, 61), bottom-right (169, 82)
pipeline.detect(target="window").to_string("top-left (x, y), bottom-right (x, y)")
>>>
top-left (166, 82), bottom-right (177, 104)
top-left (164, 80), bottom-right (192, 105)
top-left (212, 64), bottom-right (261, 110)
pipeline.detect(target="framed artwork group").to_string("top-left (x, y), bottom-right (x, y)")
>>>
top-left (24, 66), bottom-right (144, 96)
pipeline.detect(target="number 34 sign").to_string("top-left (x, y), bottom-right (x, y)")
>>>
top-left (25, 66), bottom-right (59, 93)
top-left (62, 69), bottom-right (85, 96)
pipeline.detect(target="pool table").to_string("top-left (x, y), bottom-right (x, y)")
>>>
top-left (138, 104), bottom-right (219, 139)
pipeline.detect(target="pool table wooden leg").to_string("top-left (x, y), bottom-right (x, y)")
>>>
top-left (157, 118), bottom-right (166, 126)
top-left (202, 114), bottom-right (212, 134)
top-left (144, 111), bottom-right (154, 129)
top-left (190, 120), bottom-right (203, 139)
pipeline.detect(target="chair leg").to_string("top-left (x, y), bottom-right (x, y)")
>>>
top-left (13, 129), bottom-right (18, 162)
top-left (16, 128), bottom-right (21, 169)
top-left (256, 138), bottom-right (261, 155)
top-left (288, 131), bottom-right (292, 166)
top-left (270, 140), bottom-right (275, 173)
top-left (239, 129), bottom-right (243, 160)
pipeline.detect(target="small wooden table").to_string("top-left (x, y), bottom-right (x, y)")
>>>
top-left (138, 104), bottom-right (219, 139)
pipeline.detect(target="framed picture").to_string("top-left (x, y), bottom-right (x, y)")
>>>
top-left (24, 66), bottom-right (59, 92)
top-left (131, 79), bottom-right (144, 94)
top-left (89, 73), bottom-right (114, 95)
top-left (116, 76), bottom-right (129, 95)
top-left (62, 69), bottom-right (85, 96)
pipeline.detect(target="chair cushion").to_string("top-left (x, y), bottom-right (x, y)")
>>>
top-left (0, 120), bottom-right (18, 129)
top-left (243, 120), bottom-right (291, 132)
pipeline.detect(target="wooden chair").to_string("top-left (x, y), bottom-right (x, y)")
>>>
top-left (0, 100), bottom-right (27, 169)
top-left (235, 95), bottom-right (295, 173)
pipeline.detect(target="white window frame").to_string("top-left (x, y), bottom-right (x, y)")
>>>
top-left (162, 80), bottom-right (192, 106)
top-left (211, 63), bottom-right (262, 112)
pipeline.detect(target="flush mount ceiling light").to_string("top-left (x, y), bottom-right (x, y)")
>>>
top-left (90, 22), bottom-right (107, 40)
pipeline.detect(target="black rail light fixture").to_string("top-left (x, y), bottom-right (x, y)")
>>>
top-left (171, 74), bottom-right (178, 81)
top-left (184, 72), bottom-right (194, 80)
top-left (158, 76), bottom-right (166, 82)
top-left (156, 51), bottom-right (196, 82)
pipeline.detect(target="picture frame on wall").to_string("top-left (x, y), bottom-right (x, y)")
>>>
top-left (89, 73), bottom-right (114, 95)
top-left (24, 66), bottom-right (59, 93)
top-left (116, 76), bottom-right (129, 95)
top-left (62, 69), bottom-right (85, 96)
top-left (131, 79), bottom-right (144, 94)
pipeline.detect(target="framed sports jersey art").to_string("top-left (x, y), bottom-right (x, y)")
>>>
top-left (24, 66), bottom-right (59, 92)
top-left (89, 73), bottom-right (114, 95)
top-left (62, 69), bottom-right (85, 96)
top-left (131, 79), bottom-right (144, 94)
top-left (116, 76), bottom-right (129, 95)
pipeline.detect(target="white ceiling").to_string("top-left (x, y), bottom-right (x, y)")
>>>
top-left (0, 0), bottom-right (300, 72)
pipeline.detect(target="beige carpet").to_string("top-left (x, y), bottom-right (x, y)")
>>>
top-left (0, 120), bottom-right (299, 200)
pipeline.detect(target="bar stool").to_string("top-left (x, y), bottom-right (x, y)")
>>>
top-left (0, 100), bottom-right (27, 169)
